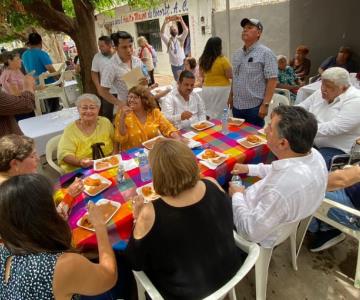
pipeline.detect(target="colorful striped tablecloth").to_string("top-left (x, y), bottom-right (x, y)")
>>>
top-left (59, 120), bottom-right (274, 251)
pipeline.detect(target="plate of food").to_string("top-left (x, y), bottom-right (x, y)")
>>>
top-left (191, 120), bottom-right (215, 131)
top-left (136, 183), bottom-right (160, 202)
top-left (142, 136), bottom-right (165, 150)
top-left (196, 149), bottom-right (229, 166)
top-left (83, 174), bottom-right (112, 196)
top-left (237, 135), bottom-right (266, 149)
top-left (93, 155), bottom-right (121, 172)
top-left (228, 117), bottom-right (245, 126)
top-left (77, 199), bottom-right (121, 231)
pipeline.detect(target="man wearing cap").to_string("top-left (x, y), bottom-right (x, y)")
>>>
top-left (22, 32), bottom-right (60, 112)
top-left (228, 18), bottom-right (278, 127)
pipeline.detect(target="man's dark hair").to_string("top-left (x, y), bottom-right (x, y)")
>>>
top-left (98, 35), bottom-right (112, 45)
top-left (179, 70), bottom-right (195, 83)
top-left (272, 105), bottom-right (318, 154)
top-left (28, 33), bottom-right (42, 46)
top-left (110, 31), bottom-right (133, 47)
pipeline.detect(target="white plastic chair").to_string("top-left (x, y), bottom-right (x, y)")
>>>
top-left (313, 198), bottom-right (360, 288)
top-left (264, 93), bottom-right (290, 126)
top-left (275, 88), bottom-right (292, 104)
top-left (45, 135), bottom-right (64, 175)
top-left (35, 63), bottom-right (70, 115)
top-left (254, 216), bottom-right (312, 300)
top-left (132, 231), bottom-right (260, 300)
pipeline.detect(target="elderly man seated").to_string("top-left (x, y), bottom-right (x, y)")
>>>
top-left (229, 106), bottom-right (328, 247)
top-left (162, 70), bottom-right (206, 129)
top-left (309, 162), bottom-right (360, 252)
top-left (298, 67), bottom-right (360, 169)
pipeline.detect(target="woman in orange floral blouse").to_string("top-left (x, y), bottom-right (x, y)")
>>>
top-left (114, 85), bottom-right (182, 151)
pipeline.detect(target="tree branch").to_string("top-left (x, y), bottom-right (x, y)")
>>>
top-left (22, 0), bottom-right (75, 36)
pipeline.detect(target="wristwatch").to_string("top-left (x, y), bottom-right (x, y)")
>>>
top-left (262, 102), bottom-right (270, 108)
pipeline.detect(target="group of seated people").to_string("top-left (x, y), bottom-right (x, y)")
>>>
top-left (1, 85), bottom-right (360, 298)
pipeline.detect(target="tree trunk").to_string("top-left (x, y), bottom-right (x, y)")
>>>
top-left (71, 0), bottom-right (97, 94)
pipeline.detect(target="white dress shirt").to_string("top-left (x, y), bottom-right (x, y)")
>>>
top-left (101, 53), bottom-right (145, 102)
top-left (298, 86), bottom-right (360, 153)
top-left (160, 29), bottom-right (188, 66)
top-left (232, 148), bottom-right (328, 248)
top-left (162, 88), bottom-right (206, 129)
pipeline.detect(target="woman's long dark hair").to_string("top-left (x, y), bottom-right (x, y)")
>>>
top-left (0, 174), bottom-right (72, 255)
top-left (199, 36), bottom-right (223, 72)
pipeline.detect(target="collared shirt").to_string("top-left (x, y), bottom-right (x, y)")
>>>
top-left (160, 29), bottom-right (188, 66)
top-left (298, 86), bottom-right (360, 153)
top-left (91, 52), bottom-right (116, 94)
top-left (232, 148), bottom-right (327, 248)
top-left (162, 88), bottom-right (206, 129)
top-left (101, 53), bottom-right (146, 102)
top-left (232, 42), bottom-right (278, 109)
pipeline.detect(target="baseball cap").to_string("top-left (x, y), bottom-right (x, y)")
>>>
top-left (240, 18), bottom-right (263, 31)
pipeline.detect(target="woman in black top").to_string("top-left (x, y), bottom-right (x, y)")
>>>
top-left (126, 139), bottom-right (243, 300)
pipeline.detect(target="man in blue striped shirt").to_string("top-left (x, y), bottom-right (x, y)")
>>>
top-left (229, 18), bottom-right (278, 127)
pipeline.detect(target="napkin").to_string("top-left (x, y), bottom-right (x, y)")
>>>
top-left (122, 159), bottom-right (138, 171)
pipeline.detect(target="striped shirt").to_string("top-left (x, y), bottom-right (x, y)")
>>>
top-left (0, 91), bottom-right (35, 137)
top-left (232, 42), bottom-right (278, 109)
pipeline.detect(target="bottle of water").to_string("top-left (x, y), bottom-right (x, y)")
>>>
top-left (138, 150), bottom-right (152, 182)
top-left (117, 164), bottom-right (125, 183)
top-left (222, 108), bottom-right (229, 134)
top-left (231, 174), bottom-right (243, 186)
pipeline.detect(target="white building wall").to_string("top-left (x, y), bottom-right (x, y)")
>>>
top-left (95, 0), bottom-right (213, 76)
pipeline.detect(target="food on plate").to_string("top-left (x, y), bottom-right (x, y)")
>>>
top-left (95, 161), bottom-right (110, 169)
top-left (83, 177), bottom-right (101, 186)
top-left (228, 118), bottom-right (244, 126)
top-left (246, 135), bottom-right (262, 144)
top-left (210, 156), bottom-right (227, 164)
top-left (142, 186), bottom-right (155, 197)
top-left (108, 156), bottom-right (119, 165)
top-left (201, 149), bottom-right (219, 160)
top-left (79, 202), bottom-right (118, 229)
top-left (193, 122), bottom-right (208, 130)
top-left (86, 182), bottom-right (109, 195)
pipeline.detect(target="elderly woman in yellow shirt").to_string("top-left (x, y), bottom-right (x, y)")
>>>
top-left (58, 93), bottom-right (114, 173)
top-left (114, 85), bottom-right (181, 151)
top-left (199, 37), bottom-right (232, 119)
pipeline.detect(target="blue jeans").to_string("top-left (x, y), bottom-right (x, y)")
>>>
top-left (232, 105), bottom-right (264, 128)
top-left (171, 64), bottom-right (184, 81)
top-left (318, 147), bottom-right (345, 170)
top-left (308, 190), bottom-right (360, 232)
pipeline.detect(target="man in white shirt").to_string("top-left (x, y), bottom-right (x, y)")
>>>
top-left (229, 105), bottom-right (328, 247)
top-left (298, 67), bottom-right (360, 169)
top-left (160, 15), bottom-right (189, 81)
top-left (91, 35), bottom-right (115, 120)
top-left (100, 31), bottom-right (148, 111)
top-left (162, 70), bottom-right (206, 129)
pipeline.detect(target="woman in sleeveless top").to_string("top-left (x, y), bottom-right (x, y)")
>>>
top-left (0, 174), bottom-right (117, 299)
top-left (126, 139), bottom-right (243, 300)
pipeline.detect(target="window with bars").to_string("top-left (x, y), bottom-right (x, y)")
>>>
top-left (136, 19), bottom-right (162, 52)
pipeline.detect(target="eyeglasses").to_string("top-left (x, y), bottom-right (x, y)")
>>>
top-left (79, 105), bottom-right (98, 111)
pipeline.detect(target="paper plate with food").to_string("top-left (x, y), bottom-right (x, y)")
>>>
top-left (142, 136), bottom-right (165, 150)
top-left (228, 117), bottom-right (245, 126)
top-left (77, 199), bottom-right (121, 231)
top-left (196, 149), bottom-right (229, 167)
top-left (83, 174), bottom-right (112, 196)
top-left (93, 155), bottom-right (121, 172)
top-left (237, 134), bottom-right (266, 149)
top-left (136, 183), bottom-right (160, 202)
top-left (191, 120), bottom-right (215, 131)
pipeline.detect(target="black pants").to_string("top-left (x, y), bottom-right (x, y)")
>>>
top-left (100, 94), bottom-right (117, 122)
top-left (148, 69), bottom-right (155, 86)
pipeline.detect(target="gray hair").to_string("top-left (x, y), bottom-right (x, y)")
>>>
top-left (321, 67), bottom-right (351, 87)
top-left (75, 93), bottom-right (101, 107)
top-left (277, 55), bottom-right (287, 62)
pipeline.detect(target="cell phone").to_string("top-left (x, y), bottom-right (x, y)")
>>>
top-left (330, 154), bottom-right (350, 171)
